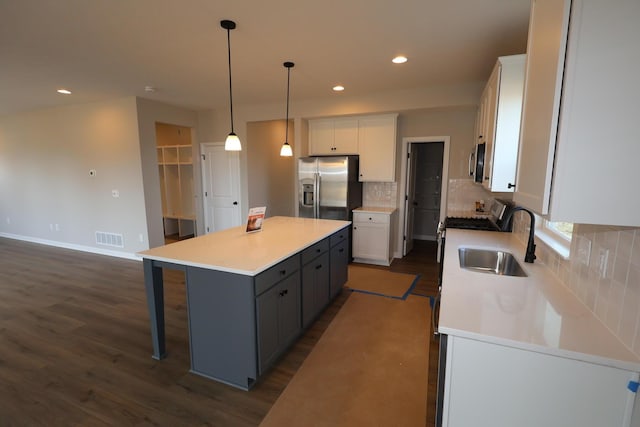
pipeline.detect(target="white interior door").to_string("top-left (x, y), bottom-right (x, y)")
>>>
top-left (403, 145), bottom-right (417, 256)
top-left (201, 143), bottom-right (241, 233)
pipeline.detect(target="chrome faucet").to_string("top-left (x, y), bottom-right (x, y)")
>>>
top-left (501, 207), bottom-right (537, 263)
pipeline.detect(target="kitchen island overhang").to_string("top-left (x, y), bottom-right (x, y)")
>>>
top-left (138, 216), bottom-right (351, 390)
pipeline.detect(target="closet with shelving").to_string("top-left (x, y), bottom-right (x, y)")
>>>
top-left (156, 123), bottom-right (196, 240)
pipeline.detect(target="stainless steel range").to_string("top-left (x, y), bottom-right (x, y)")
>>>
top-left (444, 198), bottom-right (515, 232)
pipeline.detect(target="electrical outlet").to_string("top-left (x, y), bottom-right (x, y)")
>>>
top-left (577, 237), bottom-right (592, 266)
top-left (49, 223), bottom-right (54, 231)
top-left (112, 189), bottom-right (120, 198)
top-left (139, 233), bottom-right (144, 243)
top-left (55, 224), bottom-right (60, 232)
top-left (89, 169), bottom-right (97, 177)
top-left (597, 248), bottom-right (609, 278)
top-left (5, 217), bottom-right (10, 225)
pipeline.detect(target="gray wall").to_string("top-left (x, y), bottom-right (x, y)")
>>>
top-left (0, 97), bottom-right (148, 256)
top-left (397, 106), bottom-right (476, 182)
top-left (247, 120), bottom-right (296, 217)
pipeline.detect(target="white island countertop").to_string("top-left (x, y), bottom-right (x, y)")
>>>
top-left (138, 216), bottom-right (350, 276)
top-left (439, 229), bottom-right (640, 372)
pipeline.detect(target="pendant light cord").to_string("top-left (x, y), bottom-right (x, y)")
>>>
top-left (285, 66), bottom-right (290, 143)
top-left (226, 27), bottom-right (234, 134)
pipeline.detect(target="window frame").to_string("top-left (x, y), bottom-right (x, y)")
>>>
top-left (534, 215), bottom-right (572, 259)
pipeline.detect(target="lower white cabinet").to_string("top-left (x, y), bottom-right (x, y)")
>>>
top-left (442, 335), bottom-right (639, 427)
top-left (352, 209), bottom-right (396, 266)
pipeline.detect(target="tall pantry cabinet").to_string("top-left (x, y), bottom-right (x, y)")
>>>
top-left (156, 123), bottom-right (196, 239)
top-left (514, 0), bottom-right (640, 226)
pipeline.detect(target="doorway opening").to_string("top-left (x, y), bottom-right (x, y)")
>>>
top-left (155, 122), bottom-right (197, 244)
top-left (399, 137), bottom-right (449, 258)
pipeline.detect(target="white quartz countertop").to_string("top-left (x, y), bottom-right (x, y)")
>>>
top-left (439, 229), bottom-right (640, 372)
top-left (138, 216), bottom-right (350, 276)
top-left (354, 206), bottom-right (396, 214)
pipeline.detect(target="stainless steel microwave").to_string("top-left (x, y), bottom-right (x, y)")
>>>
top-left (472, 142), bottom-right (485, 183)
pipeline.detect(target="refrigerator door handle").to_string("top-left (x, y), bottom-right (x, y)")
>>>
top-left (314, 172), bottom-right (320, 218)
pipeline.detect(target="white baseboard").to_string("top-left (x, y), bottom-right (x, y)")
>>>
top-left (0, 232), bottom-right (141, 261)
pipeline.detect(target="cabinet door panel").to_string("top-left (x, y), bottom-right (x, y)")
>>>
top-left (330, 239), bottom-right (349, 297)
top-left (513, 0), bottom-right (570, 214)
top-left (333, 119), bottom-right (358, 154)
top-left (301, 253), bottom-right (329, 328)
top-left (278, 274), bottom-right (301, 348)
top-left (256, 285), bottom-right (280, 374)
top-left (309, 120), bottom-right (335, 155)
top-left (445, 336), bottom-right (636, 427)
top-left (353, 222), bottom-right (388, 261)
top-left (358, 115), bottom-right (397, 182)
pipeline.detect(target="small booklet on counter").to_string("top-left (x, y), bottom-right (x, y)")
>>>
top-left (246, 206), bottom-right (266, 233)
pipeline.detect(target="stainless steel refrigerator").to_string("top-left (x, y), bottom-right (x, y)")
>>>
top-left (298, 156), bottom-right (362, 221)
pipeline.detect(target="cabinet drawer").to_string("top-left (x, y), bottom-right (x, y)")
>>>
top-left (329, 227), bottom-right (349, 247)
top-left (255, 255), bottom-right (300, 296)
top-left (301, 238), bottom-right (329, 265)
top-left (353, 212), bottom-right (390, 224)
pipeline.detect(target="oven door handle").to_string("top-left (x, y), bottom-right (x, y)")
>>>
top-left (432, 288), bottom-right (441, 336)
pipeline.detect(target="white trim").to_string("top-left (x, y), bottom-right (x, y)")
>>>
top-left (534, 223), bottom-right (571, 260)
top-left (397, 136), bottom-right (450, 259)
top-left (0, 232), bottom-right (141, 261)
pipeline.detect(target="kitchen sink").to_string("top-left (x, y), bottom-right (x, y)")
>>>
top-left (458, 248), bottom-right (527, 277)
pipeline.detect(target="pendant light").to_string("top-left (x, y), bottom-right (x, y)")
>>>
top-left (280, 61), bottom-right (295, 157)
top-left (221, 20), bottom-right (241, 151)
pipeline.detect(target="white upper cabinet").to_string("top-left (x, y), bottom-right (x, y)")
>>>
top-left (308, 118), bottom-right (358, 155)
top-left (308, 114), bottom-right (398, 182)
top-left (481, 55), bottom-right (525, 192)
top-left (514, 0), bottom-right (640, 226)
top-left (357, 114), bottom-right (397, 182)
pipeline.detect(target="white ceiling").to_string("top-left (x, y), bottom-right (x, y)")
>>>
top-left (0, 0), bottom-right (531, 116)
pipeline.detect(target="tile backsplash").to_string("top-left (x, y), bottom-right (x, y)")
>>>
top-left (363, 182), bottom-right (397, 208)
top-left (512, 212), bottom-right (640, 358)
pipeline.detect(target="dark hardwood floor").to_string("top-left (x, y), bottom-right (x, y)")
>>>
top-left (0, 237), bottom-right (439, 426)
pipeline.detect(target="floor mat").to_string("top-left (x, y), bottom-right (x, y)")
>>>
top-left (260, 292), bottom-right (430, 427)
top-left (346, 265), bottom-right (419, 299)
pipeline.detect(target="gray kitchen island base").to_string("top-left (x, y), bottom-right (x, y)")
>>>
top-left (140, 218), bottom-right (350, 390)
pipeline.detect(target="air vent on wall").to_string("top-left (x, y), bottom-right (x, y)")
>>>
top-left (95, 231), bottom-right (124, 248)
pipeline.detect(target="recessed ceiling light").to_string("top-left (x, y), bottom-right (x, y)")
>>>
top-left (333, 85), bottom-right (345, 92)
top-left (392, 56), bottom-right (408, 64)
top-left (57, 89), bottom-right (72, 95)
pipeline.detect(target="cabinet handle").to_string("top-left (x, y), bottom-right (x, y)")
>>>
top-left (315, 264), bottom-right (322, 270)
top-left (353, 226), bottom-right (357, 230)
top-left (338, 248), bottom-right (344, 253)
top-left (279, 269), bottom-right (286, 276)
top-left (369, 217), bottom-right (372, 221)
top-left (316, 248), bottom-right (321, 253)
top-left (507, 182), bottom-right (516, 189)
top-left (279, 289), bottom-right (288, 297)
